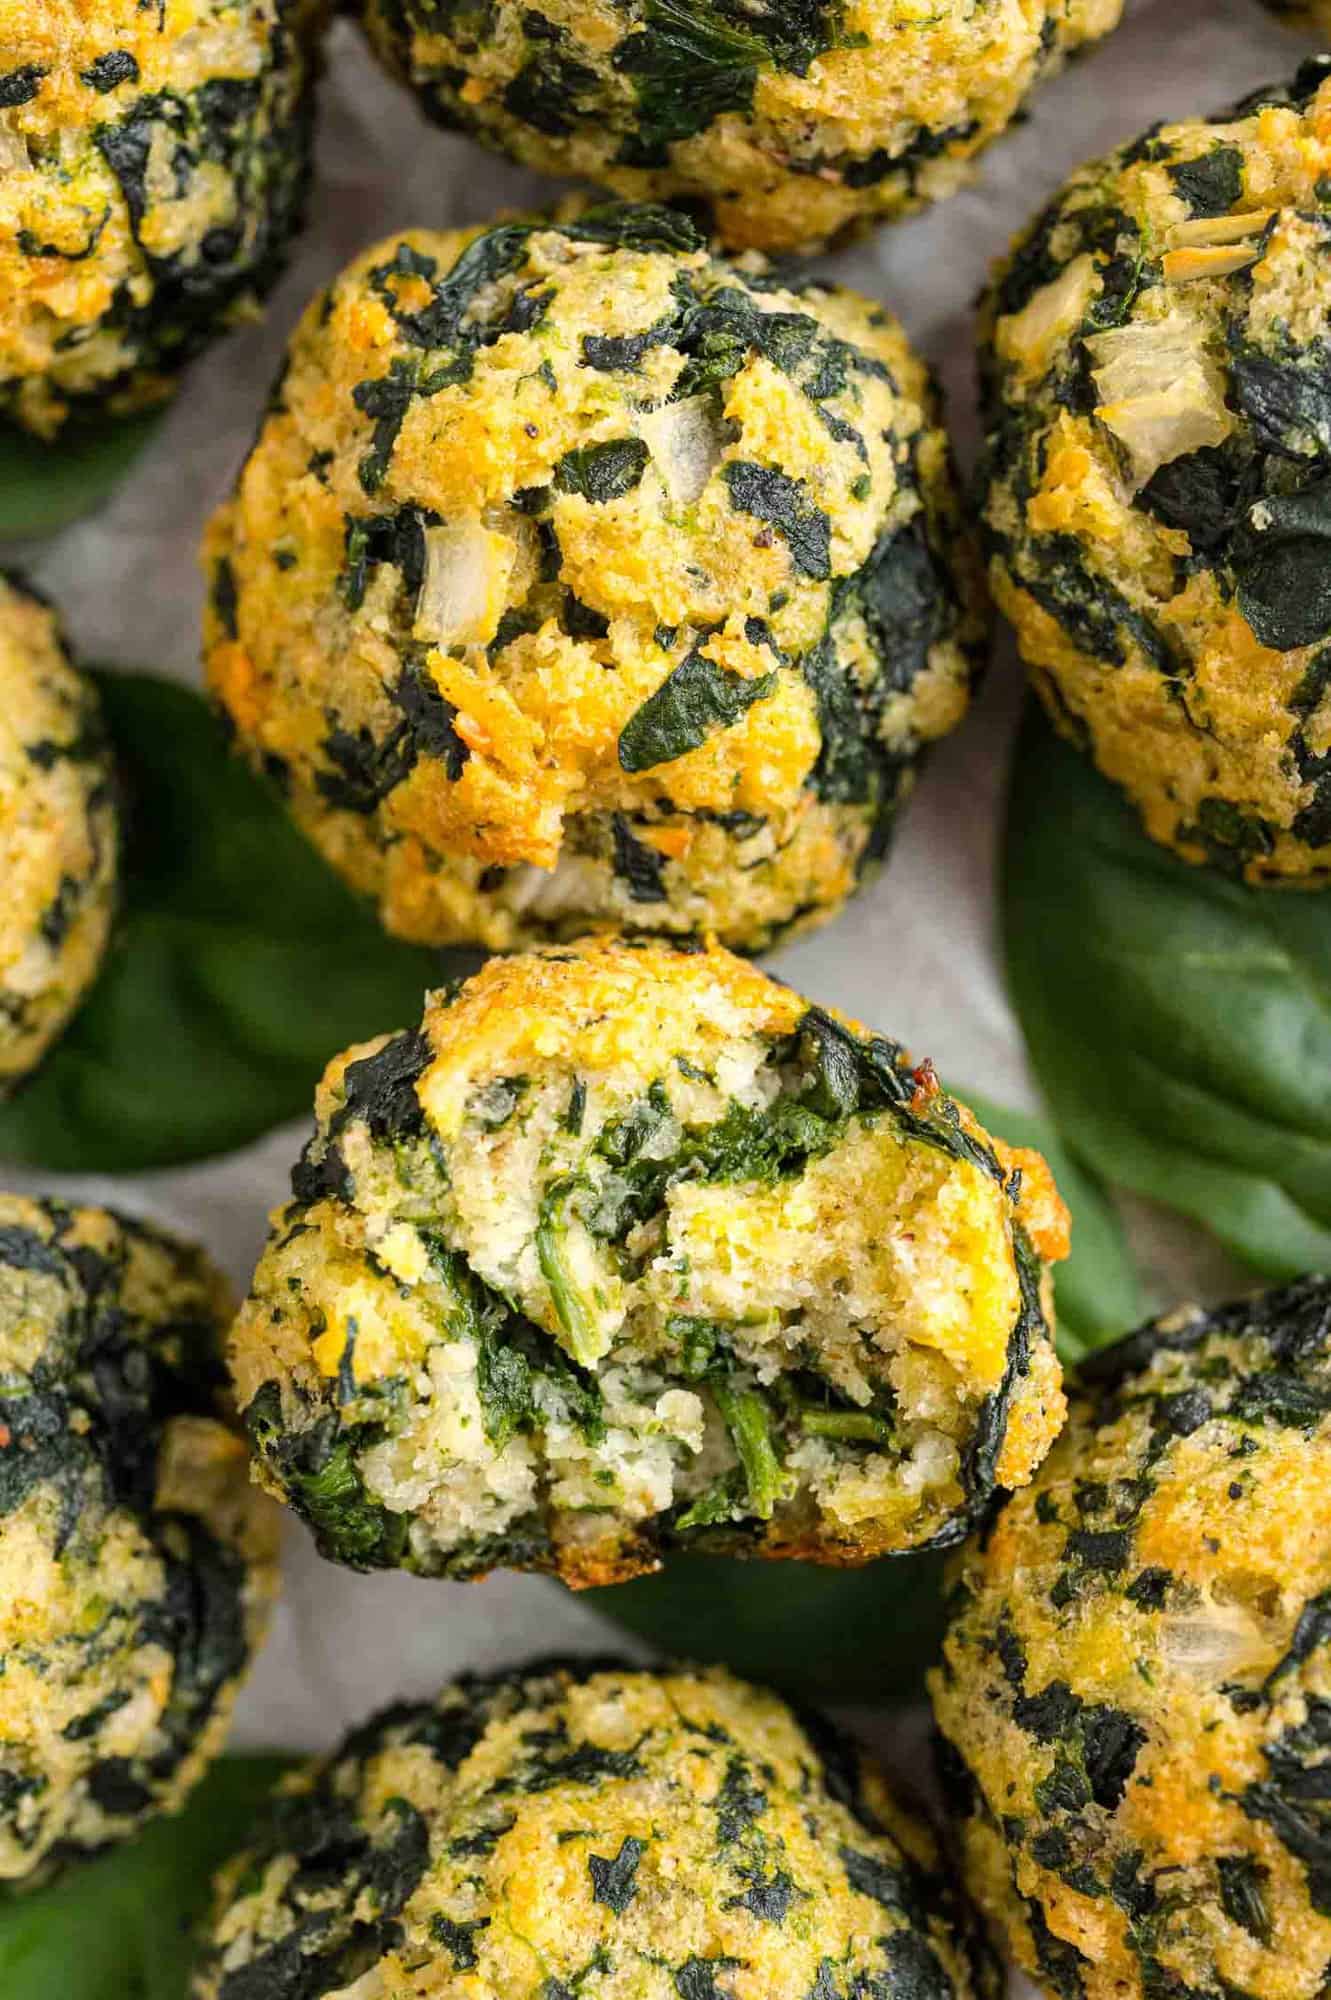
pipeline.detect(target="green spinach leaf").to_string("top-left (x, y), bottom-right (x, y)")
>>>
top-left (0, 412), bottom-right (162, 540)
top-left (618, 647), bottom-right (776, 771)
top-left (0, 672), bottom-right (452, 1172)
top-left (0, 1756), bottom-right (291, 1998)
top-left (1003, 703), bottom-right (1331, 1279)
top-left (1231, 478), bottom-right (1331, 652)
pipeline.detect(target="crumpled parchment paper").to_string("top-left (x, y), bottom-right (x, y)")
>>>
top-left (0, 5), bottom-right (1309, 1981)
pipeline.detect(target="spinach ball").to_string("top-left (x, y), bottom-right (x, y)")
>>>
top-left (228, 935), bottom-right (1068, 1588)
top-left (204, 204), bottom-right (984, 956)
top-left (931, 1276), bottom-right (1331, 2000)
top-left (979, 59), bottom-right (1331, 884)
top-left (191, 1659), bottom-right (991, 2000)
top-left (356, 0), bottom-right (1123, 255)
top-left (0, 1197), bottom-right (279, 1891)
top-left (0, 0), bottom-right (319, 437)
top-left (0, 573), bottom-right (116, 1093)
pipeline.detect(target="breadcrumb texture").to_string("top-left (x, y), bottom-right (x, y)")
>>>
top-left (930, 1276), bottom-right (1331, 2000)
top-left (357, 0), bottom-right (1123, 255)
top-left (191, 1659), bottom-right (991, 2000)
top-left (0, 1197), bottom-right (279, 1891)
top-left (0, 573), bottom-right (116, 1093)
top-left (979, 59), bottom-right (1331, 884)
top-left (229, 936), bottom-right (1067, 1588)
top-left (0, 0), bottom-right (319, 437)
top-left (203, 204), bottom-right (985, 957)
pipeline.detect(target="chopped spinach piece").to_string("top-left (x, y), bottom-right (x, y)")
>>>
top-left (618, 646), bottom-right (776, 772)
top-left (722, 461), bottom-right (831, 579)
top-left (554, 439), bottom-right (650, 503)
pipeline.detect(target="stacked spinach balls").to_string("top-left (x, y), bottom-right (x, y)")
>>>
top-left (227, 936), bottom-right (1068, 1587)
top-left (0, 573), bottom-right (116, 1093)
top-left (0, 0), bottom-right (319, 437)
top-left (192, 1659), bottom-right (990, 1999)
top-left (203, 204), bottom-right (985, 956)
top-left (980, 59), bottom-right (1331, 883)
top-left (932, 1278), bottom-right (1331, 2000)
top-left (0, 1197), bottom-right (278, 1889)
top-left (356, 0), bottom-right (1124, 254)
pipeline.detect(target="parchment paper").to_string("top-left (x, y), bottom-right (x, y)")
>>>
top-left (0, 4), bottom-right (1308, 1982)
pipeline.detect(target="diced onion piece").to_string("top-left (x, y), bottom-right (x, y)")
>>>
top-left (1162, 242), bottom-right (1262, 284)
top-left (1170, 208), bottom-right (1274, 247)
top-left (0, 120), bottom-right (29, 171)
top-left (414, 521), bottom-right (517, 647)
top-left (639, 396), bottom-right (723, 508)
top-left (996, 254), bottom-right (1099, 379)
top-left (1088, 310), bottom-right (1234, 488)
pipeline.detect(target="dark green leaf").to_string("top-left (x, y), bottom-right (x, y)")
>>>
top-left (618, 647), bottom-right (776, 772)
top-left (0, 672), bottom-right (453, 1172)
top-left (1231, 478), bottom-right (1331, 651)
top-left (722, 461), bottom-right (831, 579)
top-left (0, 1756), bottom-right (292, 1998)
top-left (1168, 145), bottom-right (1244, 218)
top-left (1003, 702), bottom-right (1331, 1279)
top-left (585, 1548), bottom-right (950, 1704)
top-left (0, 412), bottom-right (162, 540)
top-left (554, 439), bottom-right (649, 504)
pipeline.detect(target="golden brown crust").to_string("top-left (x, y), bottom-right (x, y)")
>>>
top-left (0, 573), bottom-right (116, 1090)
top-left (204, 207), bottom-right (985, 954)
top-left (359, 0), bottom-right (1123, 253)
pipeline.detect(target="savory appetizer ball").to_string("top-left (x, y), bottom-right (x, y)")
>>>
top-left (0, 1197), bottom-right (279, 1890)
top-left (931, 1275), bottom-right (1331, 2000)
top-left (0, 572), bottom-right (117, 1093)
top-left (979, 58), bottom-right (1331, 884)
top-left (0, 0), bottom-right (319, 437)
top-left (229, 935), bottom-right (1068, 1587)
top-left (192, 1658), bottom-right (988, 2000)
top-left (356, 0), bottom-right (1124, 254)
top-left (204, 204), bottom-right (985, 957)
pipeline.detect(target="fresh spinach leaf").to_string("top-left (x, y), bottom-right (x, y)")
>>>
top-left (1003, 703), bottom-right (1331, 1279)
top-left (586, 1550), bottom-right (951, 1704)
top-left (0, 411), bottom-right (162, 539)
top-left (0, 672), bottom-right (454, 1172)
top-left (619, 647), bottom-right (776, 771)
top-left (0, 1756), bottom-right (292, 1998)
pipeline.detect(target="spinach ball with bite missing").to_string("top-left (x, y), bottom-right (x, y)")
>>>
top-left (0, 1197), bottom-right (279, 1891)
top-left (203, 204), bottom-right (985, 958)
top-left (228, 936), bottom-right (1068, 1589)
top-left (0, 572), bottom-right (116, 1093)
top-left (980, 57), bottom-right (1331, 884)
top-left (931, 1276), bottom-right (1331, 2000)
top-left (191, 1658), bottom-right (991, 2000)
top-left (356, 0), bottom-right (1123, 255)
top-left (0, 0), bottom-right (319, 437)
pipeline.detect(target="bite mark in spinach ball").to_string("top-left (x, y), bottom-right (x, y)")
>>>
top-left (0, 1197), bottom-right (279, 1891)
top-left (228, 936), bottom-right (1068, 1588)
top-left (930, 1276), bottom-right (1331, 2000)
top-left (356, 0), bottom-right (1123, 255)
top-left (980, 59), bottom-right (1331, 884)
top-left (0, 0), bottom-right (320, 437)
top-left (0, 573), bottom-right (116, 1094)
top-left (203, 204), bottom-right (985, 957)
top-left (191, 1658), bottom-right (990, 2000)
